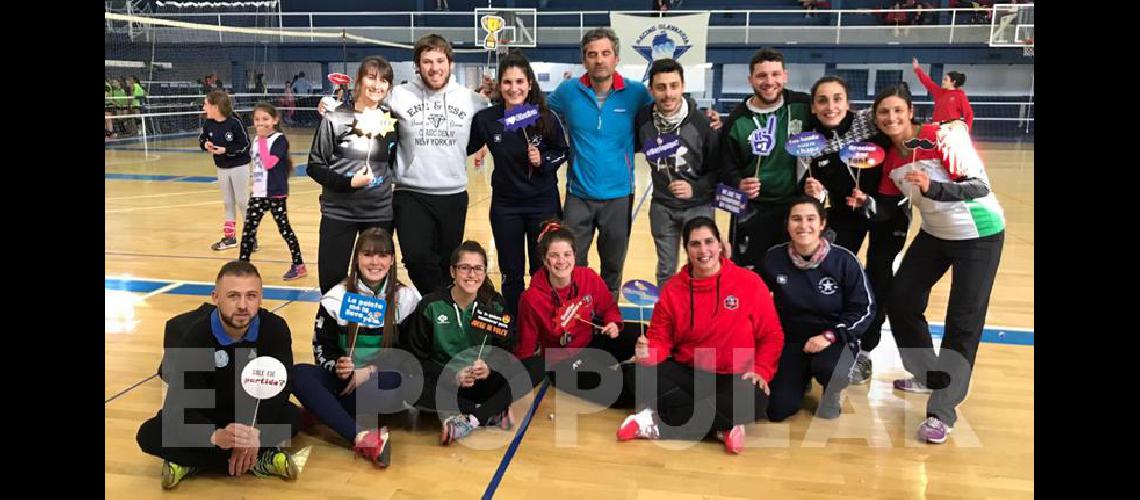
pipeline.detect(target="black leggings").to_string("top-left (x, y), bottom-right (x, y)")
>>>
top-left (859, 203), bottom-right (911, 352)
top-left (546, 332), bottom-right (639, 408)
top-left (766, 339), bottom-right (854, 421)
top-left (240, 197), bottom-right (304, 265)
top-left (634, 359), bottom-right (768, 439)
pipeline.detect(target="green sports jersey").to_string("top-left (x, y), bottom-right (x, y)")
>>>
top-left (721, 91), bottom-right (812, 205)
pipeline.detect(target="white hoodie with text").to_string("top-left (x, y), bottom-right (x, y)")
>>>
top-left (387, 78), bottom-right (489, 195)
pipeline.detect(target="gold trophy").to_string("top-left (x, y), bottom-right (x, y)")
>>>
top-left (481, 15), bottom-right (505, 49)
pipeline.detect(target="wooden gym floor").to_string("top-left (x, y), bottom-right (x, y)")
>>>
top-left (105, 126), bottom-right (1033, 498)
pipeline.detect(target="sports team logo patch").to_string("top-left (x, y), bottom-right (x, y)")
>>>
top-left (818, 277), bottom-right (839, 295)
top-left (724, 295), bottom-right (739, 310)
top-left (225, 132), bottom-right (234, 142)
top-left (436, 314), bottom-right (450, 324)
top-left (493, 133), bottom-right (502, 143)
top-left (776, 274), bottom-right (787, 285)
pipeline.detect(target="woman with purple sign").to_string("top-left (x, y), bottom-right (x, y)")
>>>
top-left (467, 51), bottom-right (570, 317)
top-left (800, 76), bottom-right (910, 386)
top-left (290, 228), bottom-right (421, 468)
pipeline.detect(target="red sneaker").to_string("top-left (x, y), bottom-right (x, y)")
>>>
top-left (354, 427), bottom-right (391, 467)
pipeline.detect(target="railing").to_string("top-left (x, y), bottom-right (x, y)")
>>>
top-left (108, 7), bottom-right (1010, 46)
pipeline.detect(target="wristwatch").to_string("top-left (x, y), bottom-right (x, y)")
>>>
top-left (821, 330), bottom-right (837, 344)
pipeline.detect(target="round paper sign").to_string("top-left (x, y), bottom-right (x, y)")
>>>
top-left (241, 356), bottom-right (288, 400)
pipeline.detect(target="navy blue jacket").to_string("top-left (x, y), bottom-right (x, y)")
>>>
top-left (759, 243), bottom-right (875, 345)
top-left (199, 114), bottom-right (252, 168)
top-left (467, 103), bottom-right (569, 208)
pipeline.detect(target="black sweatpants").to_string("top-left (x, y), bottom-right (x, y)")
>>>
top-left (240, 197), bottom-right (304, 265)
top-left (489, 199), bottom-right (560, 316)
top-left (393, 190), bottom-right (469, 296)
top-left (317, 217), bottom-right (392, 295)
top-left (766, 338), bottom-right (855, 421)
top-left (729, 202), bottom-right (790, 272)
top-left (636, 359), bottom-right (768, 439)
top-left (546, 331), bottom-right (639, 408)
top-left (859, 207), bottom-right (911, 352)
top-left (136, 404), bottom-right (300, 470)
top-left (889, 230), bottom-right (1004, 427)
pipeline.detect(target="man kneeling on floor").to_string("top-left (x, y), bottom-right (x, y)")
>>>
top-left (136, 260), bottom-right (301, 489)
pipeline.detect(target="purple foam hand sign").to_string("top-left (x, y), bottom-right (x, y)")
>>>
top-left (785, 131), bottom-right (827, 157)
top-left (643, 133), bottom-right (681, 163)
top-left (840, 141), bottom-right (886, 168)
top-left (749, 115), bottom-right (777, 156)
top-left (499, 103), bottom-right (540, 132)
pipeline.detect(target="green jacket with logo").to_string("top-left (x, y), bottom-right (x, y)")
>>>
top-left (402, 288), bottom-right (516, 378)
top-left (719, 89), bottom-right (811, 206)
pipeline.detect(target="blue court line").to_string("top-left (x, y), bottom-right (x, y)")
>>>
top-left (168, 283), bottom-right (322, 302)
top-left (482, 379), bottom-right (550, 500)
top-left (105, 278), bottom-right (169, 294)
top-left (105, 165), bottom-right (308, 183)
top-left (104, 278), bottom-right (1033, 346)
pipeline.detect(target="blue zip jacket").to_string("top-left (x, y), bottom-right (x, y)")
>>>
top-left (547, 73), bottom-right (653, 200)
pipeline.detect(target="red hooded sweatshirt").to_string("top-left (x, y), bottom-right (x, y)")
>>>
top-left (639, 257), bottom-right (784, 381)
top-left (514, 266), bottom-right (624, 364)
top-left (914, 65), bottom-right (974, 130)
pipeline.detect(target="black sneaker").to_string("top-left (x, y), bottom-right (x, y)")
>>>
top-left (211, 237), bottom-right (238, 251)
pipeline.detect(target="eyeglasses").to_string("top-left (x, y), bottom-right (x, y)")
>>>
top-left (454, 264), bottom-right (486, 274)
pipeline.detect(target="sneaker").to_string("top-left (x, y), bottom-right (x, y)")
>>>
top-left (616, 409), bottom-right (659, 441)
top-left (893, 377), bottom-right (933, 394)
top-left (211, 236), bottom-right (238, 251)
top-left (440, 414), bottom-right (476, 445)
top-left (354, 427), bottom-right (391, 468)
top-left (918, 416), bottom-right (952, 444)
top-left (715, 425), bottom-right (745, 454)
top-left (484, 408), bottom-right (513, 430)
top-left (250, 448), bottom-right (299, 480)
top-left (850, 351), bottom-right (873, 385)
top-left (283, 264), bottom-right (307, 281)
top-left (161, 461), bottom-right (198, 489)
top-left (816, 390), bottom-right (842, 419)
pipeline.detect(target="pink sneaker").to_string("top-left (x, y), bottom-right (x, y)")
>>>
top-left (283, 264), bottom-right (307, 281)
top-left (716, 425), bottom-right (745, 454)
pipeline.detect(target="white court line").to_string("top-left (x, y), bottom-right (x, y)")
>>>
top-left (139, 281), bottom-right (184, 300)
top-left (105, 154), bottom-right (163, 166)
top-left (105, 188), bottom-right (320, 213)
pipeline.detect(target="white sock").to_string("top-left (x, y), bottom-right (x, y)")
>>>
top-left (469, 415), bottom-right (480, 428)
top-left (354, 430), bottom-right (369, 444)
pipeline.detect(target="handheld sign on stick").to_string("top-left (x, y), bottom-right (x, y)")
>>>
top-left (241, 356), bottom-right (288, 428)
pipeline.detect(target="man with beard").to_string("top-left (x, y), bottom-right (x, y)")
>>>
top-left (387, 34), bottom-right (492, 295)
top-left (634, 58), bottom-right (719, 287)
top-left (136, 261), bottom-right (301, 489)
top-left (720, 47), bottom-right (812, 271)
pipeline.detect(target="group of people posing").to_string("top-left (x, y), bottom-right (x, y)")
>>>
top-left (145, 27), bottom-right (1003, 488)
